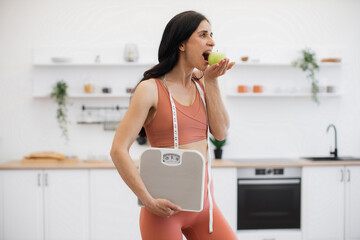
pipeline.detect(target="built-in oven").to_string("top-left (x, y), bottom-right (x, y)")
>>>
top-left (237, 167), bottom-right (301, 230)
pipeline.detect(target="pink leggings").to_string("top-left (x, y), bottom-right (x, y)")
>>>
top-left (139, 169), bottom-right (237, 240)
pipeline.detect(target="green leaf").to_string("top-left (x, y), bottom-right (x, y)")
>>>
top-left (293, 48), bottom-right (320, 104)
top-left (51, 81), bottom-right (69, 141)
top-left (210, 137), bottom-right (227, 149)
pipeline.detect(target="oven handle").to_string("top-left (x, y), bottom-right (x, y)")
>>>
top-left (238, 179), bottom-right (300, 185)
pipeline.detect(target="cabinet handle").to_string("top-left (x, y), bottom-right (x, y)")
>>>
top-left (347, 169), bottom-right (350, 182)
top-left (44, 173), bottom-right (48, 186)
top-left (37, 173), bottom-right (41, 186)
top-left (340, 169), bottom-right (344, 182)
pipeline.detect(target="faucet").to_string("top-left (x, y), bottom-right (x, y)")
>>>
top-left (326, 124), bottom-right (338, 158)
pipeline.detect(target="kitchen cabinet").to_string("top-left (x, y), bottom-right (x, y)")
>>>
top-left (0, 170), bottom-right (89, 240)
top-left (236, 230), bottom-right (302, 240)
top-left (212, 167), bottom-right (237, 231)
top-left (302, 166), bottom-right (360, 240)
top-left (345, 166), bottom-right (360, 240)
top-left (0, 170), bottom-right (43, 240)
top-left (89, 169), bottom-right (141, 240)
top-left (89, 167), bottom-right (237, 240)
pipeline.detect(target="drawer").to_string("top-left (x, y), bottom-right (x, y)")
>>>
top-left (237, 230), bottom-right (302, 240)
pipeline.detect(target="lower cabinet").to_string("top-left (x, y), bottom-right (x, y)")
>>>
top-left (89, 169), bottom-right (141, 240)
top-left (302, 166), bottom-right (360, 240)
top-left (5, 165), bottom-right (358, 240)
top-left (89, 168), bottom-right (237, 240)
top-left (0, 168), bottom-right (237, 240)
top-left (0, 170), bottom-right (89, 240)
top-left (236, 230), bottom-right (302, 240)
top-left (212, 167), bottom-right (237, 231)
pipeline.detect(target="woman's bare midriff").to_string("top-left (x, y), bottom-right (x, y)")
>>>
top-left (160, 138), bottom-right (208, 160)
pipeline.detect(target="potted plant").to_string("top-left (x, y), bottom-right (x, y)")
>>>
top-left (210, 137), bottom-right (227, 159)
top-left (50, 80), bottom-right (69, 141)
top-left (292, 48), bottom-right (320, 104)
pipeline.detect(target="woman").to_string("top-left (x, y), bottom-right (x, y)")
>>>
top-left (110, 10), bottom-right (237, 240)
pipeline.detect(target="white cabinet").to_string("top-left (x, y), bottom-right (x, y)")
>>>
top-left (302, 166), bottom-right (360, 240)
top-left (0, 170), bottom-right (44, 240)
top-left (345, 166), bottom-right (360, 240)
top-left (89, 169), bottom-right (141, 240)
top-left (0, 170), bottom-right (89, 240)
top-left (44, 170), bottom-right (90, 240)
top-left (236, 229), bottom-right (302, 240)
top-left (89, 168), bottom-right (236, 240)
top-left (212, 167), bottom-right (237, 231)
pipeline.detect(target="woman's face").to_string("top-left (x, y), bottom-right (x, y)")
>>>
top-left (181, 19), bottom-right (215, 71)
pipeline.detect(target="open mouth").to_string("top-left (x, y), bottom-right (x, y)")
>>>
top-left (202, 52), bottom-right (210, 61)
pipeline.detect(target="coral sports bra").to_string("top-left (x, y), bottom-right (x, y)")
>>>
top-left (144, 78), bottom-right (207, 147)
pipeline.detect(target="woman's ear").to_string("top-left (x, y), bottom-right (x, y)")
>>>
top-left (179, 43), bottom-right (185, 52)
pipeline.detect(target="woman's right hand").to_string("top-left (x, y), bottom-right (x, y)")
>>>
top-left (145, 198), bottom-right (182, 217)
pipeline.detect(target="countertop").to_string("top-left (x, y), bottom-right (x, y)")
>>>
top-left (1, 158), bottom-right (360, 170)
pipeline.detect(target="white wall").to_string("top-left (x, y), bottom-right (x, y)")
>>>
top-left (0, 0), bottom-right (359, 161)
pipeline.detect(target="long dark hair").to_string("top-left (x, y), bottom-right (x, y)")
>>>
top-left (133, 11), bottom-right (208, 143)
top-left (136, 11), bottom-right (208, 89)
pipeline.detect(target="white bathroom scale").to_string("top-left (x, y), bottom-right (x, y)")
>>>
top-left (139, 147), bottom-right (205, 212)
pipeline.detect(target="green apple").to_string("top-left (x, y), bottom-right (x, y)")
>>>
top-left (208, 51), bottom-right (226, 66)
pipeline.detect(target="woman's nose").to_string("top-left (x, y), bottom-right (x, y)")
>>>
top-left (208, 38), bottom-right (215, 47)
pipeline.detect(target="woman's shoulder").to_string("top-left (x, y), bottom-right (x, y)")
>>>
top-left (135, 78), bottom-right (160, 93)
top-left (132, 78), bottom-right (159, 105)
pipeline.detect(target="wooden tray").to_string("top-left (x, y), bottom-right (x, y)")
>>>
top-left (21, 158), bottom-right (79, 164)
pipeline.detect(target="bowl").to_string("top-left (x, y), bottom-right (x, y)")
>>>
top-left (51, 57), bottom-right (72, 63)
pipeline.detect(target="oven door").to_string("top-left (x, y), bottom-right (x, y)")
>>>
top-left (237, 178), bottom-right (301, 230)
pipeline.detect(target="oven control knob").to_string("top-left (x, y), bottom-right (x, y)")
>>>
top-left (266, 169), bottom-right (272, 175)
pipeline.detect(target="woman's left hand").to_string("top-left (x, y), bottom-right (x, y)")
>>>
top-left (204, 58), bottom-right (235, 80)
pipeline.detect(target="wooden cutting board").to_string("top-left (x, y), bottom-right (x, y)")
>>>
top-left (21, 157), bottom-right (79, 164)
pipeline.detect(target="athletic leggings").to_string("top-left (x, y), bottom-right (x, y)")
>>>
top-left (139, 166), bottom-right (238, 240)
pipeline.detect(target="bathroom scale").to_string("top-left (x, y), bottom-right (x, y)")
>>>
top-left (138, 147), bottom-right (205, 212)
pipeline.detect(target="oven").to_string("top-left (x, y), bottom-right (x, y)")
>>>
top-left (237, 167), bottom-right (301, 230)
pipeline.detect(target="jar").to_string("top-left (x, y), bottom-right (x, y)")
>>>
top-left (84, 83), bottom-right (95, 94)
top-left (237, 85), bottom-right (249, 93)
top-left (124, 44), bottom-right (139, 62)
top-left (253, 85), bottom-right (263, 93)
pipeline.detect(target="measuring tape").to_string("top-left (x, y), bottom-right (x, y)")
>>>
top-left (163, 76), bottom-right (213, 233)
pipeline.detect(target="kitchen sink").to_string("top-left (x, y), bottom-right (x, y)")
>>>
top-left (303, 156), bottom-right (360, 161)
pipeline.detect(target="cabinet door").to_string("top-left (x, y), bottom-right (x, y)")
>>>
top-left (345, 166), bottom-right (360, 240)
top-left (212, 168), bottom-right (237, 231)
top-left (43, 170), bottom-right (89, 240)
top-left (0, 170), bottom-right (44, 240)
top-left (302, 166), bottom-right (345, 240)
top-left (90, 169), bottom-right (141, 240)
top-left (237, 229), bottom-right (302, 240)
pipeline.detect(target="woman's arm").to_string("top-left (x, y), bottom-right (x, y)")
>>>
top-left (201, 59), bottom-right (235, 140)
top-left (110, 79), bottom-right (181, 217)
